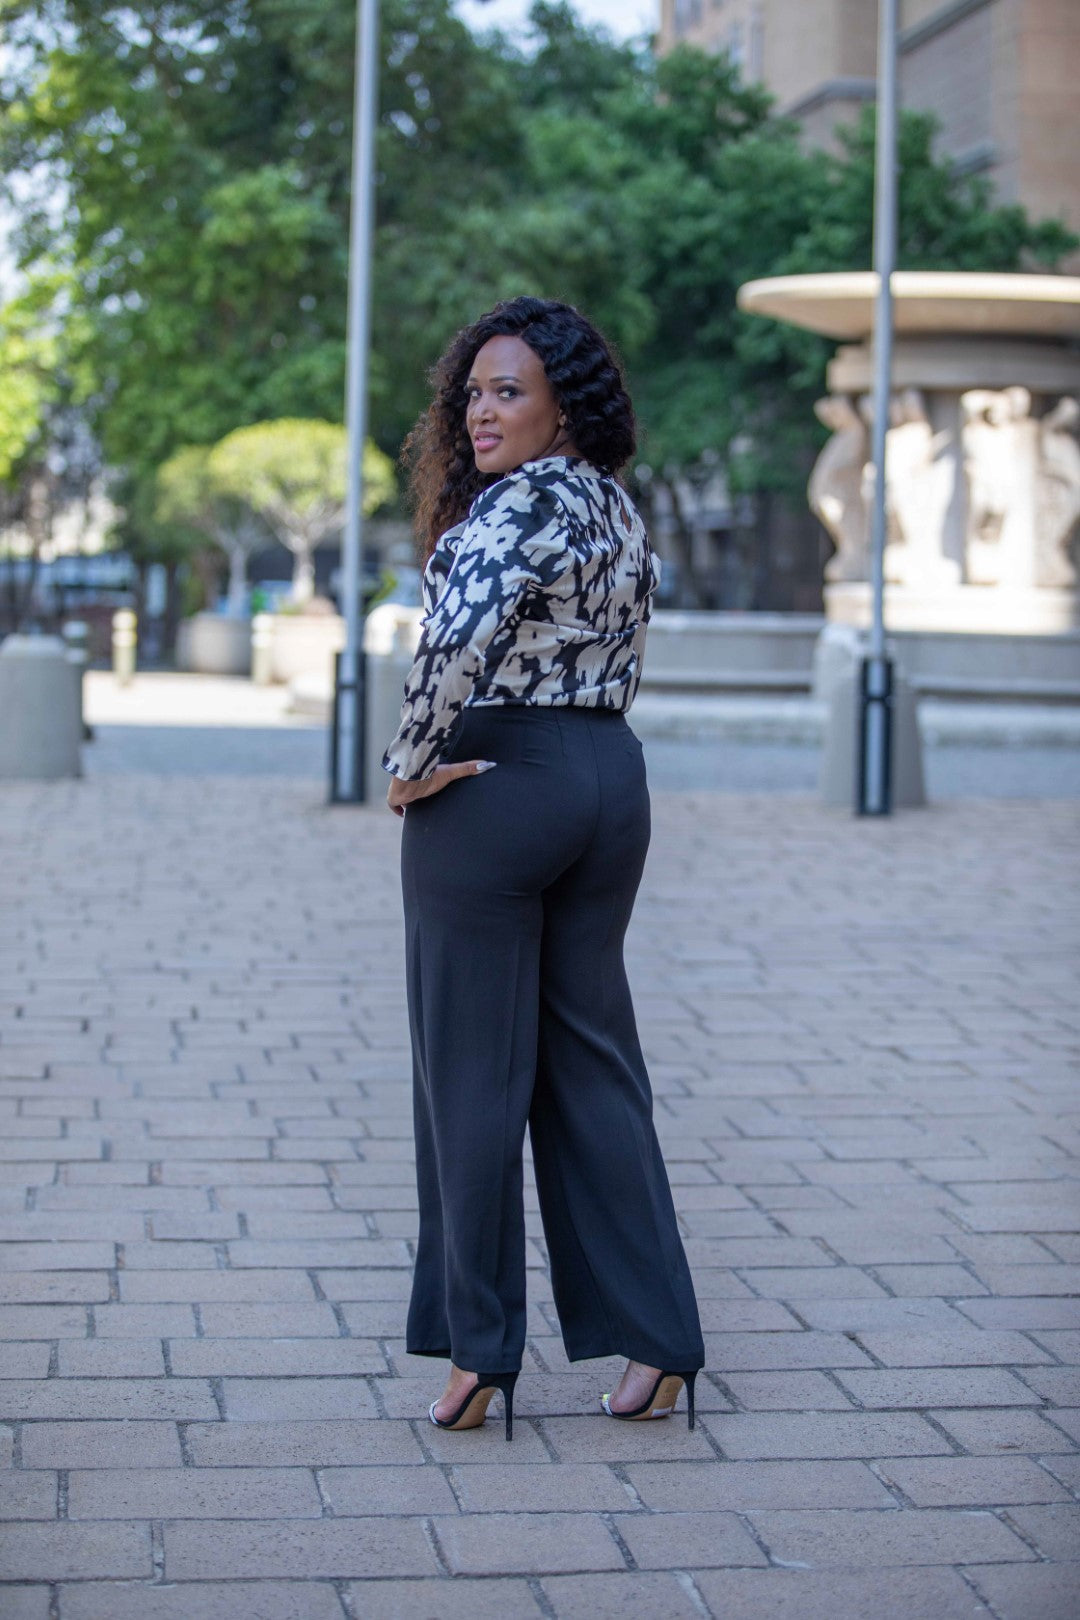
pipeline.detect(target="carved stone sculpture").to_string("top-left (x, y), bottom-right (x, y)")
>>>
top-left (1036, 397), bottom-right (1080, 589)
top-left (961, 387), bottom-right (1040, 588)
top-left (880, 389), bottom-right (960, 590)
top-left (809, 395), bottom-right (870, 582)
top-left (960, 388), bottom-right (1080, 590)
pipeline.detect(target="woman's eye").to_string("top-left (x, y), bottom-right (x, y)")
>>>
top-left (499, 388), bottom-right (518, 399)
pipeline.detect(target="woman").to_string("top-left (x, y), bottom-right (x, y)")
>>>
top-left (383, 296), bottom-right (704, 1441)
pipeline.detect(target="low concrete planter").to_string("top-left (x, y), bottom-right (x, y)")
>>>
top-left (267, 613), bottom-right (346, 687)
top-left (645, 610), bottom-right (823, 686)
top-left (0, 635), bottom-right (82, 780)
top-left (179, 613), bottom-right (252, 677)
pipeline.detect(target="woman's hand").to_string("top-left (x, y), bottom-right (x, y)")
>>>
top-left (386, 759), bottom-right (496, 817)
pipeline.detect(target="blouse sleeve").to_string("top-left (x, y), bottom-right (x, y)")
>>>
top-left (382, 474), bottom-right (563, 782)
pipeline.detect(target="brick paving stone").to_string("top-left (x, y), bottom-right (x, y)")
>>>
top-left (964, 1562), bottom-right (1080, 1620)
top-left (195, 1303), bottom-right (341, 1337)
top-left (613, 1509), bottom-right (771, 1569)
top-left (2, 738), bottom-right (1078, 1608)
top-left (719, 1371), bottom-right (857, 1410)
top-left (1012, 1366), bottom-right (1080, 1405)
top-left (184, 1419), bottom-right (426, 1468)
top-left (0, 1522), bottom-right (151, 1580)
top-left (735, 1266), bottom-right (888, 1299)
top-left (538, 1415), bottom-right (718, 1463)
top-left (58, 1583), bottom-right (347, 1620)
top-left (168, 1337), bottom-right (386, 1377)
top-left (0, 1472), bottom-right (58, 1519)
top-left (704, 1331), bottom-right (876, 1371)
top-left (217, 1377), bottom-right (379, 1421)
top-left (164, 1517), bottom-right (439, 1579)
top-left (693, 1567), bottom-right (992, 1620)
top-left (873, 1265), bottom-right (990, 1297)
top-left (318, 1464), bottom-right (459, 1516)
top-left (853, 1329), bottom-right (1054, 1366)
top-left (449, 1462), bottom-right (633, 1513)
top-left (967, 1265), bottom-right (1080, 1296)
top-left (834, 1368), bottom-right (1041, 1408)
top-left (19, 1422), bottom-right (183, 1470)
top-left (0, 1305), bottom-right (89, 1338)
top-left (623, 1460), bottom-right (892, 1511)
top-left (874, 1455), bottom-right (1072, 1506)
top-left (1000, 1502), bottom-right (1080, 1560)
top-left (930, 1408), bottom-right (1080, 1455)
top-left (0, 1379), bottom-right (218, 1421)
top-left (419, 1423), bottom-right (555, 1465)
top-left (702, 1412), bottom-right (951, 1459)
top-left (0, 1344), bottom-right (51, 1378)
top-left (67, 1467), bottom-right (323, 1520)
top-left (0, 1590), bottom-right (51, 1620)
top-left (747, 1506), bottom-right (1034, 1566)
top-left (540, 1572), bottom-right (703, 1620)
top-left (801, 1290), bottom-right (983, 1335)
top-left (57, 1340), bottom-right (166, 1378)
top-left (351, 1577), bottom-right (545, 1618)
top-left (0, 1273), bottom-right (111, 1305)
top-left (119, 1271), bottom-right (318, 1303)
top-left (90, 1304), bottom-right (197, 1337)
top-left (1042, 1453), bottom-right (1080, 1492)
top-left (431, 1511), bottom-right (623, 1575)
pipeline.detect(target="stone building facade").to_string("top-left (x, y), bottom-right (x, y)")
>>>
top-left (657, 0), bottom-right (1080, 239)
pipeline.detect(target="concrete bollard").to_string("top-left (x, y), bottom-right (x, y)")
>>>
top-left (251, 613), bottom-right (275, 686)
top-left (0, 635), bottom-right (82, 780)
top-left (112, 609), bottom-right (137, 685)
top-left (816, 625), bottom-right (927, 809)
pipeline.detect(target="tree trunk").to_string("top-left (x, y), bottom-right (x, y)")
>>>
top-left (290, 543), bottom-right (315, 604)
top-left (226, 545), bottom-right (248, 615)
top-left (162, 561), bottom-right (183, 659)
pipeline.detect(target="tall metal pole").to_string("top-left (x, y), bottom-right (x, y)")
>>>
top-left (858, 0), bottom-right (898, 815)
top-left (330, 0), bottom-right (379, 803)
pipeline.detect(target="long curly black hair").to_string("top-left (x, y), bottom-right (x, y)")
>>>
top-left (403, 296), bottom-right (637, 559)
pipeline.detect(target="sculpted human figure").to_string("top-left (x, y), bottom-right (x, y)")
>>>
top-left (1036, 397), bottom-right (1080, 588)
top-left (961, 387), bottom-right (1039, 588)
top-left (881, 388), bottom-right (958, 589)
top-left (809, 394), bottom-right (870, 581)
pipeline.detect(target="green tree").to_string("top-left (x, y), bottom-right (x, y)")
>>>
top-left (154, 446), bottom-right (271, 614)
top-left (2, 2), bottom-right (1074, 613)
top-left (207, 419), bottom-right (394, 602)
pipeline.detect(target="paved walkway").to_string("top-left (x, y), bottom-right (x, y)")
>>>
top-left (1, 677), bottom-right (1079, 1618)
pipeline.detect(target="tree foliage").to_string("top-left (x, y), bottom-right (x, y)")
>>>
top-left (1, 0), bottom-right (1074, 604)
top-left (207, 419), bottom-right (394, 600)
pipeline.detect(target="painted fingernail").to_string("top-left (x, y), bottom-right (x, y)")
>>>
top-left (475, 760), bottom-right (497, 773)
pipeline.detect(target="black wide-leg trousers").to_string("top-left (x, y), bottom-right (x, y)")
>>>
top-left (400, 703), bottom-right (704, 1376)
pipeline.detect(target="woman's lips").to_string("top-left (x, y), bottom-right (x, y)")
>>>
top-left (473, 434), bottom-right (502, 452)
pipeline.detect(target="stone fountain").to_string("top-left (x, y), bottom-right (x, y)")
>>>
top-left (738, 271), bottom-right (1080, 636)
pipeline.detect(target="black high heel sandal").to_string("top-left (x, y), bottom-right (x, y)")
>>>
top-left (429, 1370), bottom-right (519, 1441)
top-left (601, 1369), bottom-right (698, 1430)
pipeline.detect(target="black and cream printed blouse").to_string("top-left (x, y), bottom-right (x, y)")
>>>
top-left (382, 455), bottom-right (660, 782)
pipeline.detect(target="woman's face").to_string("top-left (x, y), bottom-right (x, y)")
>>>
top-left (466, 334), bottom-right (576, 476)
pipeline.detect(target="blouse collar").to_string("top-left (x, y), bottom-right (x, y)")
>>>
top-left (518, 455), bottom-right (604, 479)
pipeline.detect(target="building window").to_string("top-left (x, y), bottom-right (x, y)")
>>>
top-left (673, 0), bottom-right (704, 32)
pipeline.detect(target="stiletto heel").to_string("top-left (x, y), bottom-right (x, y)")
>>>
top-left (601, 1368), bottom-right (700, 1429)
top-left (429, 1369), bottom-right (519, 1441)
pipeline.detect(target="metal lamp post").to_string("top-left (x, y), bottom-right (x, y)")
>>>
top-left (858, 0), bottom-right (899, 816)
top-left (329, 0), bottom-right (380, 804)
